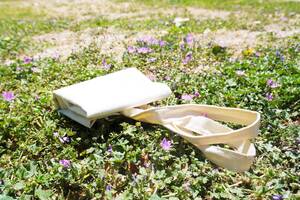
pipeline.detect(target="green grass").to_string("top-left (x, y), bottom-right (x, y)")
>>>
top-left (119, 0), bottom-right (300, 13)
top-left (1, 30), bottom-right (299, 199)
top-left (0, 0), bottom-right (300, 199)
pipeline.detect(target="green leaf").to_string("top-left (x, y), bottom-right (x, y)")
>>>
top-left (149, 194), bottom-right (161, 200)
top-left (35, 187), bottom-right (53, 200)
top-left (0, 195), bottom-right (15, 200)
top-left (14, 181), bottom-right (25, 190)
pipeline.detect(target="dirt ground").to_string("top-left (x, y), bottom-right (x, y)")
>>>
top-left (17, 0), bottom-right (299, 60)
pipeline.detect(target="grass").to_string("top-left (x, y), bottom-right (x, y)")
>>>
top-left (120, 0), bottom-right (300, 14)
top-left (0, 0), bottom-right (300, 199)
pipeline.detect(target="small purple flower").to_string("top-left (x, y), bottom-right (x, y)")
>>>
top-left (159, 40), bottom-right (166, 47)
top-left (160, 138), bottom-right (172, 151)
top-left (164, 76), bottom-right (171, 81)
top-left (53, 132), bottom-right (59, 137)
top-left (31, 67), bottom-right (41, 73)
top-left (144, 162), bottom-right (150, 168)
top-left (182, 52), bottom-right (192, 65)
top-left (147, 57), bottom-right (157, 63)
top-left (2, 91), bottom-right (15, 102)
top-left (34, 95), bottom-right (40, 100)
top-left (179, 42), bottom-right (185, 51)
top-left (107, 145), bottom-right (113, 153)
top-left (23, 56), bottom-right (32, 64)
top-left (183, 182), bottom-right (190, 192)
top-left (267, 79), bottom-right (279, 88)
top-left (266, 93), bottom-right (273, 101)
top-left (255, 52), bottom-right (261, 57)
top-left (59, 159), bottom-right (71, 168)
top-left (184, 34), bottom-right (194, 46)
top-left (63, 136), bottom-right (70, 143)
top-left (194, 91), bottom-right (200, 97)
top-left (102, 59), bottom-right (111, 70)
top-left (275, 50), bottom-right (284, 61)
top-left (137, 36), bottom-right (158, 45)
top-left (16, 67), bottom-right (23, 71)
top-left (272, 194), bottom-right (283, 200)
top-left (127, 46), bottom-right (136, 54)
top-left (106, 185), bottom-right (112, 191)
top-left (137, 47), bottom-right (152, 54)
top-left (181, 94), bottom-right (193, 101)
top-left (59, 136), bottom-right (71, 144)
top-left (236, 70), bottom-right (245, 76)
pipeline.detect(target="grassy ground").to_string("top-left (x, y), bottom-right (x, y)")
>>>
top-left (0, 0), bottom-right (299, 199)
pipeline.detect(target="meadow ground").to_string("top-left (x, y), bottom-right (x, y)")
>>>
top-left (0, 0), bottom-right (299, 199)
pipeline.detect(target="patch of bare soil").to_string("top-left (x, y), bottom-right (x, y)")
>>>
top-left (264, 24), bottom-right (300, 37)
top-left (28, 0), bottom-right (232, 22)
top-left (195, 23), bottom-right (300, 51)
top-left (187, 7), bottom-right (230, 20)
top-left (32, 28), bottom-right (166, 61)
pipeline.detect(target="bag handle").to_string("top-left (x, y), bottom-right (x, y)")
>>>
top-left (122, 104), bottom-right (260, 172)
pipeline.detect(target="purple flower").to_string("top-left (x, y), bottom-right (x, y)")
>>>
top-left (127, 46), bottom-right (136, 54)
top-left (267, 79), bottom-right (279, 88)
top-left (59, 136), bottom-right (71, 144)
top-left (2, 91), bottom-right (15, 102)
top-left (137, 47), bottom-right (152, 54)
top-left (106, 185), bottom-right (112, 191)
top-left (272, 194), bottom-right (283, 200)
top-left (23, 56), bottom-right (32, 64)
top-left (185, 34), bottom-right (194, 46)
top-left (266, 93), bottom-right (273, 101)
top-left (179, 42), bottom-right (185, 51)
top-left (183, 182), bottom-right (190, 192)
top-left (31, 67), bottom-right (41, 73)
top-left (236, 70), bottom-right (245, 76)
top-left (147, 57), bottom-right (157, 63)
top-left (137, 36), bottom-right (159, 45)
top-left (182, 52), bottom-right (192, 65)
top-left (194, 91), bottom-right (200, 97)
top-left (159, 40), bottom-right (166, 47)
top-left (53, 132), bottom-right (59, 137)
top-left (102, 59), bottom-right (111, 70)
top-left (107, 145), bottom-right (113, 153)
top-left (59, 159), bottom-right (71, 168)
top-left (164, 76), bottom-right (171, 81)
top-left (181, 94), bottom-right (193, 101)
top-left (160, 138), bottom-right (172, 151)
top-left (34, 95), bottom-right (40, 100)
top-left (16, 67), bottom-right (23, 71)
top-left (275, 50), bottom-right (284, 61)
